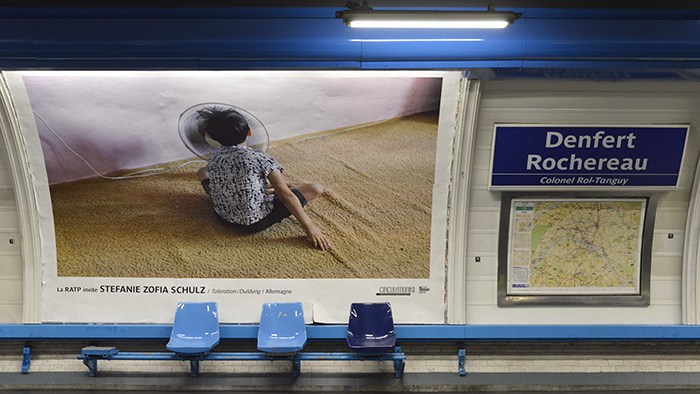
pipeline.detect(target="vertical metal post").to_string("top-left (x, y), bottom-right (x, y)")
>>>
top-left (292, 357), bottom-right (301, 377)
top-left (393, 346), bottom-right (405, 378)
top-left (82, 357), bottom-right (98, 377)
top-left (189, 359), bottom-right (200, 377)
top-left (21, 346), bottom-right (31, 373)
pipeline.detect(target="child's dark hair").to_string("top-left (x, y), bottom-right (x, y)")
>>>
top-left (196, 106), bottom-right (250, 147)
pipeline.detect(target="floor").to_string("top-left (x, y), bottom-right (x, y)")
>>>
top-left (3, 371), bottom-right (700, 392)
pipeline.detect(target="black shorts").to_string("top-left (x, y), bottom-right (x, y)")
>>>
top-left (202, 179), bottom-right (307, 233)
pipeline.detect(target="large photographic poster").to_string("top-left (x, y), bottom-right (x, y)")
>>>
top-left (6, 71), bottom-right (457, 324)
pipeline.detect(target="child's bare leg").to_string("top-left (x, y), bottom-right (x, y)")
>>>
top-left (295, 183), bottom-right (324, 202)
top-left (197, 166), bottom-right (209, 182)
top-left (269, 183), bottom-right (323, 200)
top-left (268, 182), bottom-right (317, 196)
top-left (278, 182), bottom-right (301, 190)
top-left (197, 166), bottom-right (211, 195)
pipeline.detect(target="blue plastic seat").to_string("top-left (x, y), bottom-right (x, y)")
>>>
top-left (166, 302), bottom-right (220, 357)
top-left (347, 302), bottom-right (396, 354)
top-left (257, 302), bottom-right (307, 353)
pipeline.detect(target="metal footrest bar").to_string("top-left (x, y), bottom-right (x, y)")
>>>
top-left (79, 346), bottom-right (406, 378)
top-left (295, 346), bottom-right (406, 378)
top-left (79, 347), bottom-right (298, 377)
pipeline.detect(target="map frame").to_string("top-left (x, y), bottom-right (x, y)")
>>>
top-left (497, 192), bottom-right (657, 306)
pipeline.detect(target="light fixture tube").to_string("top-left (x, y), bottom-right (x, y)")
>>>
top-left (337, 10), bottom-right (521, 29)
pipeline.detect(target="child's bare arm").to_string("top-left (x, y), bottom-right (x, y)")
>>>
top-left (268, 171), bottom-right (329, 251)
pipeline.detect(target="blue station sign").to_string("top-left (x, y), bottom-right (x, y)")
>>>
top-left (489, 124), bottom-right (689, 189)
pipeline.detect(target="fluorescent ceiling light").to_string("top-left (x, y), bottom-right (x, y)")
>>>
top-left (336, 4), bottom-right (522, 29)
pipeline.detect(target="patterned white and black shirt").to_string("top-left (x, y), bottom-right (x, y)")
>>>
top-left (206, 145), bottom-right (283, 226)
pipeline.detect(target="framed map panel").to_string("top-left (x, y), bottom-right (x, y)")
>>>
top-left (497, 192), bottom-right (657, 306)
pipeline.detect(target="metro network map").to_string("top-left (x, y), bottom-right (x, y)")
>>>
top-left (508, 198), bottom-right (646, 294)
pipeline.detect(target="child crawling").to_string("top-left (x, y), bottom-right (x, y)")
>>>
top-left (196, 106), bottom-right (330, 251)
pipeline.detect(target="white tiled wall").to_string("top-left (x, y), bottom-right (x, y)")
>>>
top-left (0, 131), bottom-right (22, 324)
top-left (464, 80), bottom-right (700, 325)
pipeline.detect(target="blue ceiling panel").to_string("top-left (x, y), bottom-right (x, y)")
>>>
top-left (34, 18), bottom-right (200, 59)
top-left (685, 20), bottom-right (700, 67)
top-left (197, 59), bottom-right (362, 69)
top-left (526, 19), bottom-right (692, 61)
top-left (0, 19), bottom-right (36, 67)
top-left (196, 19), bottom-right (361, 63)
top-left (0, 7), bottom-right (698, 70)
top-left (488, 68), bottom-right (689, 81)
top-left (34, 58), bottom-right (202, 70)
top-left (523, 60), bottom-right (687, 69)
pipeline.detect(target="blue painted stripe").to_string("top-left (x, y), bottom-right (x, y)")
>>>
top-left (1, 325), bottom-right (700, 342)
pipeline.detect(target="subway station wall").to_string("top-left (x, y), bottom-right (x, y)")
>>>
top-left (465, 79), bottom-right (700, 325)
top-left (0, 133), bottom-right (21, 324)
top-left (0, 6), bottom-right (700, 326)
